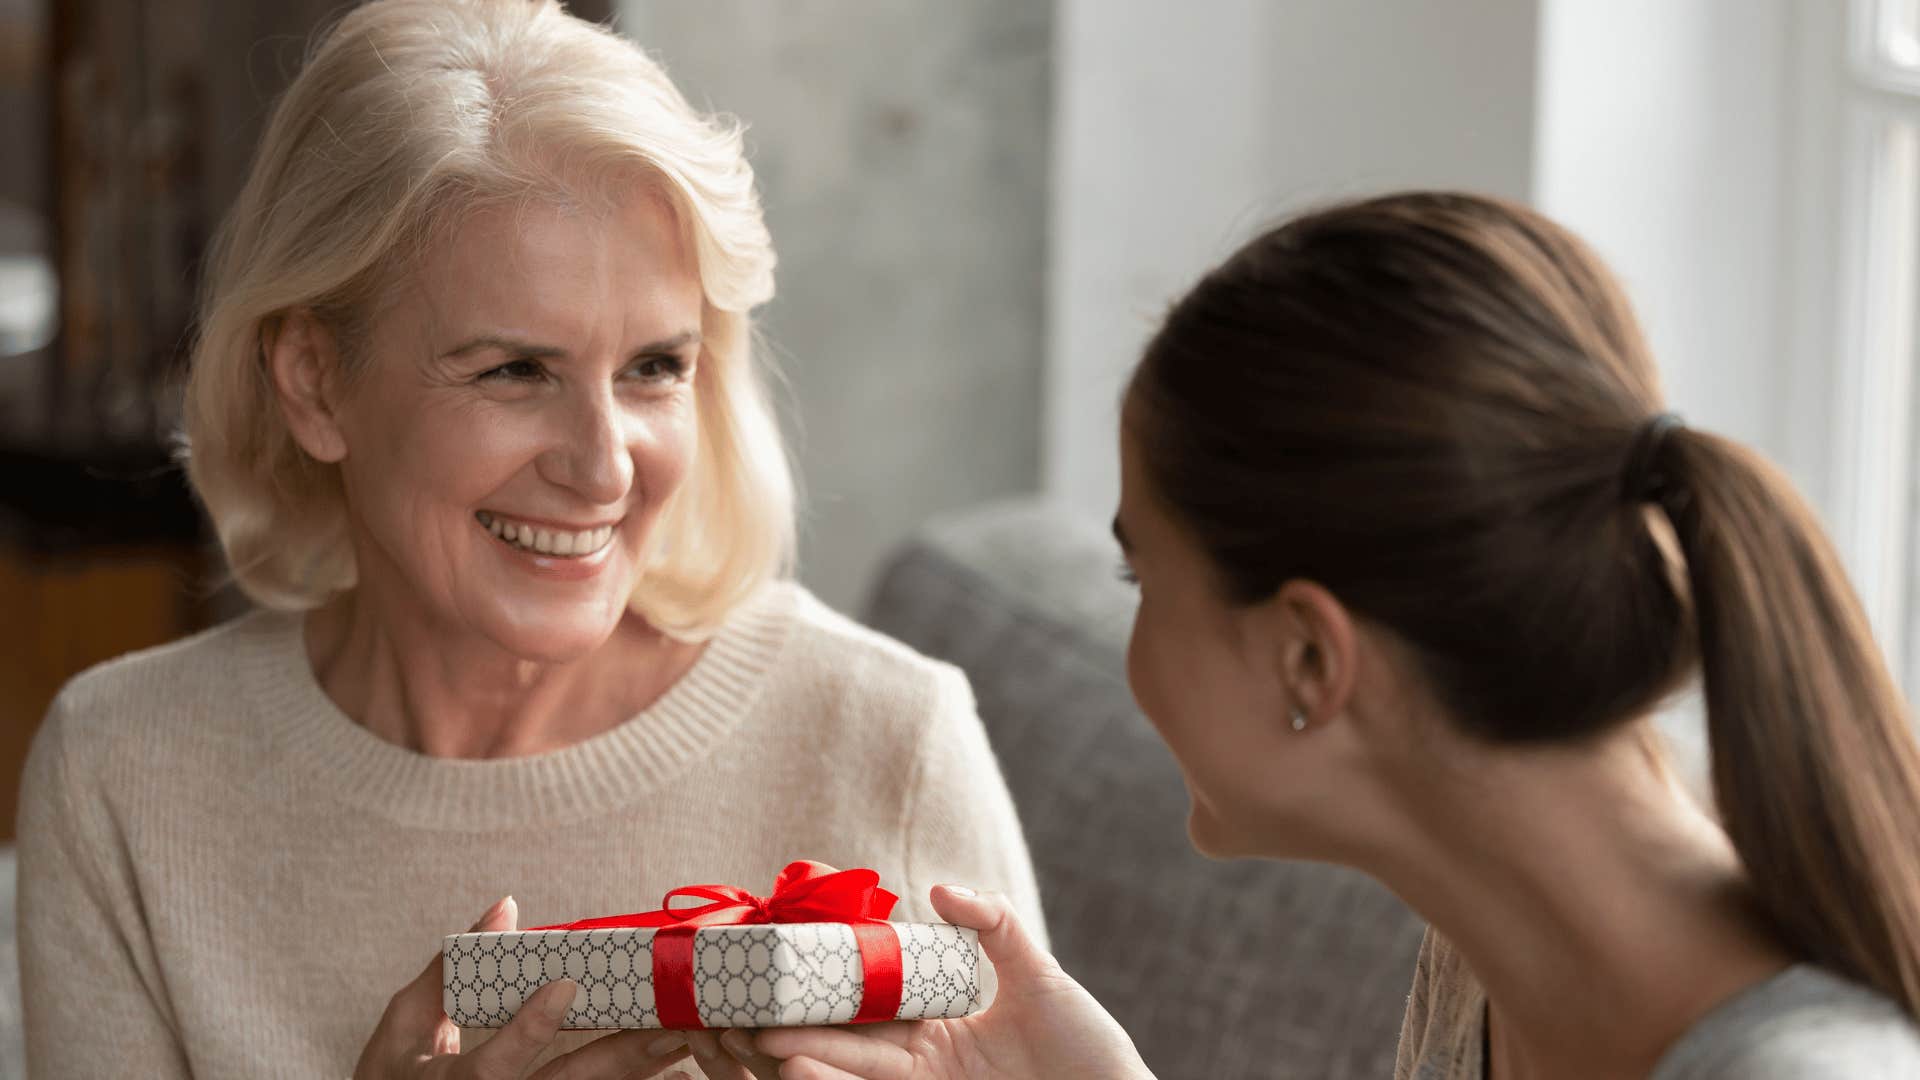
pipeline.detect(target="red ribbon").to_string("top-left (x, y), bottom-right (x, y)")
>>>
top-left (531, 861), bottom-right (904, 1029)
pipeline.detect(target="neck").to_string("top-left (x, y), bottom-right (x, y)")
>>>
top-left (304, 588), bottom-right (703, 758)
top-left (1360, 722), bottom-right (1793, 1080)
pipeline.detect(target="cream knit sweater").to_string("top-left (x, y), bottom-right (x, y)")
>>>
top-left (17, 581), bottom-right (1045, 1078)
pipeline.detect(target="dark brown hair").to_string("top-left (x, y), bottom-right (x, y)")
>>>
top-left (1127, 191), bottom-right (1920, 1012)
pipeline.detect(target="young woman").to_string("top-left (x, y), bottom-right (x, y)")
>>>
top-left (744, 193), bottom-right (1920, 1079)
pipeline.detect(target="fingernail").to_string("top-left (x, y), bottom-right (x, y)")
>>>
top-left (721, 1029), bottom-right (755, 1062)
top-left (648, 1033), bottom-right (686, 1056)
top-left (943, 884), bottom-right (977, 897)
top-left (540, 979), bottom-right (577, 1022)
top-left (470, 895), bottom-right (510, 931)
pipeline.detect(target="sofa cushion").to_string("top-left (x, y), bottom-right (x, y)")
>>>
top-left (865, 501), bottom-right (1424, 1080)
top-left (2, 844), bottom-right (19, 1079)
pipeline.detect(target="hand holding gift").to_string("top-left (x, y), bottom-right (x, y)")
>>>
top-left (353, 896), bottom-right (710, 1080)
top-left (752, 884), bottom-right (1154, 1080)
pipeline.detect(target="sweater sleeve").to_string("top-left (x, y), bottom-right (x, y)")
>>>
top-left (898, 664), bottom-right (1049, 951)
top-left (17, 691), bottom-right (191, 1078)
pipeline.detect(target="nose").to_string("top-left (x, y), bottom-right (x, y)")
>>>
top-left (537, 383), bottom-right (634, 506)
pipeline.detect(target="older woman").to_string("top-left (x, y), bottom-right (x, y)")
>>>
top-left (15, 2), bottom-right (1043, 1078)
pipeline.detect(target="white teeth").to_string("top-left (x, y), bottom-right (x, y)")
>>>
top-left (481, 514), bottom-right (614, 557)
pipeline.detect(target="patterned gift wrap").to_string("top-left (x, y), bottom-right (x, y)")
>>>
top-left (443, 921), bottom-right (981, 1030)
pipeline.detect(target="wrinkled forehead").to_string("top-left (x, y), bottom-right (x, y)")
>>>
top-left (423, 161), bottom-right (695, 271)
top-left (365, 178), bottom-right (703, 353)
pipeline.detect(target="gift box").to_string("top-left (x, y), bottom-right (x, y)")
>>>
top-left (444, 862), bottom-right (982, 1030)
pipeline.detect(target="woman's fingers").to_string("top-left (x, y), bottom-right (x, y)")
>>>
top-left (681, 1030), bottom-right (726, 1071)
top-left (523, 1028), bottom-right (693, 1079)
top-left (421, 897), bottom-right (522, 1025)
top-left (927, 885), bottom-right (1050, 980)
top-left (385, 898), bottom-right (524, 1053)
top-left (353, 898), bottom-right (523, 1078)
top-left (754, 1024), bottom-right (912, 1056)
top-left (462, 978), bottom-right (577, 1079)
top-left (470, 896), bottom-right (520, 934)
top-left (431, 1015), bottom-right (462, 1057)
top-left (752, 1027), bottom-right (914, 1079)
top-left (418, 897), bottom-right (519, 1042)
top-left (667, 1029), bottom-right (776, 1080)
top-left (715, 1029), bottom-right (787, 1080)
top-left (779, 1058), bottom-right (865, 1080)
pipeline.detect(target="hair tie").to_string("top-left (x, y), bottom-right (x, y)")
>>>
top-left (1622, 412), bottom-right (1685, 503)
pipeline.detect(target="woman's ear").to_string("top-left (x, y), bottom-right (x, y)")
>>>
top-left (267, 309), bottom-right (350, 464)
top-left (1270, 580), bottom-right (1359, 727)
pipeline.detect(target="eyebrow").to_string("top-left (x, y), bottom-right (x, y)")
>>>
top-left (1111, 515), bottom-right (1131, 553)
top-left (439, 329), bottom-right (702, 360)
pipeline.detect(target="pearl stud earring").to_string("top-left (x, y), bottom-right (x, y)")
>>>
top-left (1289, 707), bottom-right (1308, 732)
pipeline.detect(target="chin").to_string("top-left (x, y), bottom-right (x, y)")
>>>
top-left (482, 601), bottom-right (624, 664)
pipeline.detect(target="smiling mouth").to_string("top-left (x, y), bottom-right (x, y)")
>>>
top-left (475, 511), bottom-right (616, 558)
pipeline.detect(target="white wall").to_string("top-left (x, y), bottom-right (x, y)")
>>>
top-left (1045, 0), bottom-right (1543, 520)
top-left (1532, 0), bottom-right (1855, 761)
top-left (618, 0), bottom-right (1053, 612)
top-left (1537, 1), bottom-right (1914, 676)
top-left (1534, 0), bottom-right (1796, 468)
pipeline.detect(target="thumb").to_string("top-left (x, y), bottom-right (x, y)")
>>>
top-left (464, 978), bottom-right (577, 1079)
top-left (358, 896), bottom-right (523, 1077)
top-left (433, 895), bottom-right (521, 983)
top-left (470, 895), bottom-right (520, 934)
top-left (399, 896), bottom-right (520, 1034)
top-left (929, 885), bottom-right (1053, 979)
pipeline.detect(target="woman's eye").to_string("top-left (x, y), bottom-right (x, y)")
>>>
top-left (1116, 560), bottom-right (1140, 587)
top-left (478, 358), bottom-right (545, 382)
top-left (628, 354), bottom-right (689, 383)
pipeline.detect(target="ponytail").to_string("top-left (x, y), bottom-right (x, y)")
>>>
top-left (1662, 429), bottom-right (1920, 1012)
top-left (1127, 190), bottom-right (1920, 1013)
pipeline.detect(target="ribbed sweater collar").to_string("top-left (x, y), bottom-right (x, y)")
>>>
top-left (236, 583), bottom-right (797, 830)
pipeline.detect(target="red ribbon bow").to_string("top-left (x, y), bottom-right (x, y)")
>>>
top-left (531, 861), bottom-right (903, 1029)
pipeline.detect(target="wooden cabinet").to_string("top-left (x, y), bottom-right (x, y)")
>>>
top-left (0, 444), bottom-right (212, 842)
top-left (1, 542), bottom-right (205, 841)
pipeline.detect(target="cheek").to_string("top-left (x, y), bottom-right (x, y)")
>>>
top-left (1126, 597), bottom-right (1202, 740)
top-left (1126, 598), bottom-right (1266, 777)
top-left (353, 404), bottom-right (532, 514)
top-left (629, 399), bottom-right (698, 502)
top-left (1124, 601), bottom-right (1164, 721)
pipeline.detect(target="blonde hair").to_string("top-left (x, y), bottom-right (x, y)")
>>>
top-left (183, 0), bottom-right (793, 638)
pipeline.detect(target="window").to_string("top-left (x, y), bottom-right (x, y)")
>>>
top-left (1858, 0), bottom-right (1920, 86)
top-left (1838, 1), bottom-right (1920, 691)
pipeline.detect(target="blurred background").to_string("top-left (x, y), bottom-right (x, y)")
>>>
top-left (2, 2), bottom-right (1919, 1077)
top-left (1, 0), bottom-right (1917, 840)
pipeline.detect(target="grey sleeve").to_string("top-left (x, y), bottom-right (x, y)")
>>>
top-left (1653, 969), bottom-right (1920, 1080)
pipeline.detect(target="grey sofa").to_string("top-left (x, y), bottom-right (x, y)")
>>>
top-left (2, 845), bottom-right (19, 1080)
top-left (865, 499), bottom-right (1424, 1080)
